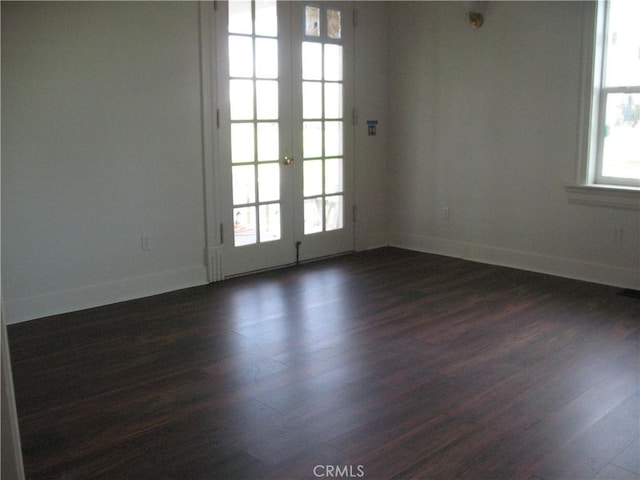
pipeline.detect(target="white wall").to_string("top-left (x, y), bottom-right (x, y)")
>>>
top-left (388, 1), bottom-right (639, 289)
top-left (2, 2), bottom-right (208, 322)
top-left (1, 1), bottom-right (391, 323)
top-left (3, 1), bottom-right (636, 325)
top-left (354, 2), bottom-right (390, 250)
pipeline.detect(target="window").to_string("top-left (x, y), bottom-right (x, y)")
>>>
top-left (588, 0), bottom-right (640, 188)
top-left (569, 0), bottom-right (640, 208)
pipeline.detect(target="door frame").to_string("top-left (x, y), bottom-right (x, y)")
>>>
top-left (199, 1), bottom-right (356, 282)
top-left (199, 2), bottom-right (223, 282)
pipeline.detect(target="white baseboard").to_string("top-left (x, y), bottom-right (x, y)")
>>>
top-left (6, 238), bottom-right (637, 324)
top-left (4, 266), bottom-right (208, 324)
top-left (390, 233), bottom-right (640, 290)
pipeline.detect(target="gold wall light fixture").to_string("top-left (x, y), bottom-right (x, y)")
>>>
top-left (468, 11), bottom-right (484, 29)
top-left (463, 1), bottom-right (487, 29)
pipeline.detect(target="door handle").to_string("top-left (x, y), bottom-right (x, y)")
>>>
top-left (283, 156), bottom-right (294, 165)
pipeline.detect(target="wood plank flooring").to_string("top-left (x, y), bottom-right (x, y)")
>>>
top-left (7, 248), bottom-right (640, 480)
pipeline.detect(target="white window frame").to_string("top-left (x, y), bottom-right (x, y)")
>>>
top-left (568, 0), bottom-right (640, 209)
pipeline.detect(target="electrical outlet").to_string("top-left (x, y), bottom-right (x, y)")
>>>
top-left (141, 236), bottom-right (152, 251)
top-left (442, 207), bottom-right (450, 220)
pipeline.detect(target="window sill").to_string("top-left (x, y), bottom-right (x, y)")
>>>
top-left (566, 184), bottom-right (640, 210)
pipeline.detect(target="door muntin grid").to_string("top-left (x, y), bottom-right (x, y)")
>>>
top-left (228, 0), bottom-right (281, 246)
top-left (302, 4), bottom-right (345, 235)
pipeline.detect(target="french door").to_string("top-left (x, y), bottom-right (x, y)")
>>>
top-left (216, 0), bottom-right (354, 277)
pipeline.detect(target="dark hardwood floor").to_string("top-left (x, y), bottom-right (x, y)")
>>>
top-left (7, 248), bottom-right (640, 480)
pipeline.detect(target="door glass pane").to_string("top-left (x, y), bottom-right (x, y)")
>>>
top-left (259, 203), bottom-right (281, 242)
top-left (232, 165), bottom-right (256, 205)
top-left (324, 83), bottom-right (342, 119)
top-left (325, 121), bottom-right (343, 157)
top-left (258, 163), bottom-right (280, 202)
top-left (255, 0), bottom-right (277, 37)
top-left (231, 123), bottom-right (255, 163)
top-left (324, 44), bottom-right (342, 81)
top-left (230, 80), bottom-right (254, 120)
top-left (325, 196), bottom-right (343, 231)
top-left (229, 36), bottom-right (254, 78)
top-left (229, 0), bottom-right (252, 34)
top-left (304, 198), bottom-right (323, 234)
top-left (324, 158), bottom-right (343, 194)
top-left (234, 206), bottom-right (257, 246)
top-left (257, 122), bottom-right (279, 161)
top-left (256, 80), bottom-right (278, 120)
top-left (305, 6), bottom-right (320, 37)
top-left (303, 82), bottom-right (322, 119)
top-left (302, 42), bottom-right (322, 80)
top-left (303, 121), bottom-right (323, 158)
top-left (327, 9), bottom-right (342, 39)
top-left (304, 160), bottom-right (323, 196)
top-left (255, 38), bottom-right (278, 79)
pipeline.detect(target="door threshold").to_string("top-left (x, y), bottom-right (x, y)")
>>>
top-left (223, 250), bottom-right (355, 281)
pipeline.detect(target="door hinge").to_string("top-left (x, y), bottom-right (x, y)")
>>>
top-left (352, 108), bottom-right (359, 126)
top-left (353, 9), bottom-right (359, 27)
top-left (216, 109), bottom-right (221, 129)
top-left (352, 205), bottom-right (357, 223)
top-left (220, 222), bottom-right (224, 244)
top-left (213, 1), bottom-right (218, 12)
